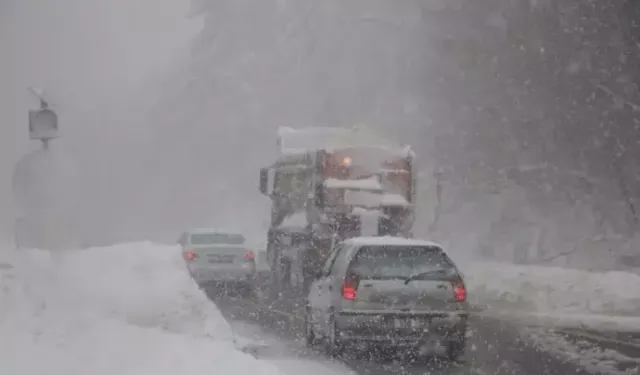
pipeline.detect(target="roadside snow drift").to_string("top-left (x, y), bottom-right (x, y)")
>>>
top-left (462, 260), bottom-right (640, 330)
top-left (0, 242), bottom-right (283, 375)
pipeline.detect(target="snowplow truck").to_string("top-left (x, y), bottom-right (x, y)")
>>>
top-left (258, 126), bottom-right (416, 295)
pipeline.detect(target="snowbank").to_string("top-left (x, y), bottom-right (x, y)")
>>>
top-left (0, 242), bottom-right (284, 375)
top-left (526, 328), bottom-right (640, 375)
top-left (461, 260), bottom-right (640, 330)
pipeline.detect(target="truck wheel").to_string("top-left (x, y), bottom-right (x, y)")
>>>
top-left (241, 280), bottom-right (256, 299)
top-left (280, 258), bottom-right (292, 291)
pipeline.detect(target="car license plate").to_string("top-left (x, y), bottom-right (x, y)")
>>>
top-left (393, 318), bottom-right (421, 329)
top-left (208, 255), bottom-right (234, 263)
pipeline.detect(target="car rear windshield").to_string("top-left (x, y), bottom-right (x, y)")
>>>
top-left (190, 233), bottom-right (245, 245)
top-left (347, 245), bottom-right (458, 280)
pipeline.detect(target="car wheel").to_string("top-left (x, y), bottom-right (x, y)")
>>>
top-left (325, 310), bottom-right (344, 357)
top-left (446, 328), bottom-right (467, 361)
top-left (305, 307), bottom-right (318, 347)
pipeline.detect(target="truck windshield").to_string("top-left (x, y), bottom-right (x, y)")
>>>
top-left (347, 245), bottom-right (457, 280)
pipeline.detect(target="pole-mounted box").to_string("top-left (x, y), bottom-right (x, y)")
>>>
top-left (28, 108), bottom-right (58, 141)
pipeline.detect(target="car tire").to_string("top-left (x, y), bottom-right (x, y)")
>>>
top-left (446, 327), bottom-right (467, 361)
top-left (304, 306), bottom-right (318, 348)
top-left (325, 310), bottom-right (344, 357)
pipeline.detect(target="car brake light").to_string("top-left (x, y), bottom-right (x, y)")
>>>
top-left (342, 276), bottom-right (359, 300)
top-left (246, 252), bottom-right (255, 261)
top-left (184, 251), bottom-right (197, 260)
top-left (451, 278), bottom-right (466, 302)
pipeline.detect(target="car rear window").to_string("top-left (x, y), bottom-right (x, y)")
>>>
top-left (190, 233), bottom-right (245, 245)
top-left (347, 245), bottom-right (458, 280)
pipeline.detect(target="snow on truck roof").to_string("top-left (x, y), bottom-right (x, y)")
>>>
top-left (343, 236), bottom-right (443, 248)
top-left (277, 126), bottom-right (415, 157)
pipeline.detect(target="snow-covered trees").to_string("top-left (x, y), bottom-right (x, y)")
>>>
top-left (416, 0), bottom-right (640, 267)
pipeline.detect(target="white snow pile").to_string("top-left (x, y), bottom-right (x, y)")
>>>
top-left (461, 260), bottom-right (640, 330)
top-left (0, 242), bottom-right (284, 375)
top-left (526, 328), bottom-right (640, 375)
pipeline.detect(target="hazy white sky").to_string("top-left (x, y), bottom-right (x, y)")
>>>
top-left (0, 0), bottom-right (200, 240)
top-left (0, 0), bottom-right (436, 245)
top-left (0, 0), bottom-right (625, 267)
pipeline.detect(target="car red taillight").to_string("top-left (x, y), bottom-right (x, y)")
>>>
top-left (342, 276), bottom-right (360, 300)
top-left (184, 251), bottom-right (197, 261)
top-left (245, 251), bottom-right (255, 261)
top-left (451, 278), bottom-right (466, 302)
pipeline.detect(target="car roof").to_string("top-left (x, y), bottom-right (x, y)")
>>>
top-left (341, 236), bottom-right (444, 249)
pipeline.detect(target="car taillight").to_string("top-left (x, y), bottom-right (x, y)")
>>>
top-left (451, 278), bottom-right (466, 302)
top-left (342, 276), bottom-right (360, 300)
top-left (245, 252), bottom-right (255, 261)
top-left (184, 251), bottom-right (197, 260)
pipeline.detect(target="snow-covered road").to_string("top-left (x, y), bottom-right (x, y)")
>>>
top-left (210, 286), bottom-right (591, 375)
top-left (215, 251), bottom-right (640, 375)
top-left (1, 241), bottom-right (637, 375)
top-left (459, 258), bottom-right (640, 375)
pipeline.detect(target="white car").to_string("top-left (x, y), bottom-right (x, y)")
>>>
top-left (178, 229), bottom-right (257, 296)
top-left (305, 236), bottom-right (469, 360)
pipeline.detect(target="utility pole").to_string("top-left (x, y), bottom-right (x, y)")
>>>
top-left (13, 87), bottom-right (61, 249)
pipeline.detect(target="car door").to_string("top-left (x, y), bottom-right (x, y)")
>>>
top-left (308, 243), bottom-right (341, 314)
top-left (307, 235), bottom-right (338, 307)
top-left (325, 244), bottom-right (351, 310)
top-left (316, 244), bottom-right (348, 336)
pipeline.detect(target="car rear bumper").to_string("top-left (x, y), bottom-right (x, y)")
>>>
top-left (335, 310), bottom-right (468, 346)
top-left (188, 265), bottom-right (256, 285)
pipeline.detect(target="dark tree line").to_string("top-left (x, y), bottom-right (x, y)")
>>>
top-left (418, 0), bottom-right (640, 255)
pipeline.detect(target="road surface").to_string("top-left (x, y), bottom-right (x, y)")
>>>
top-left (204, 286), bottom-right (592, 375)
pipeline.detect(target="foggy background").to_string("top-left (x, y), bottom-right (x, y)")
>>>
top-left (2, 0), bottom-right (639, 270)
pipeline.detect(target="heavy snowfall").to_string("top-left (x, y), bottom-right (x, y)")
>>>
top-left (1, 0), bottom-right (640, 374)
